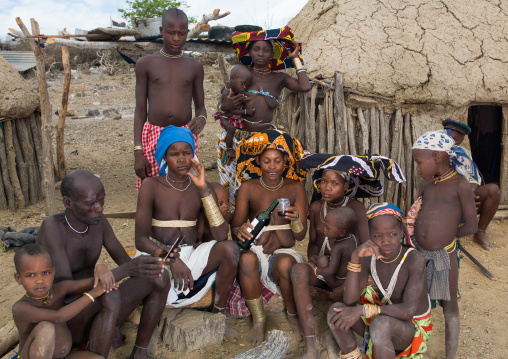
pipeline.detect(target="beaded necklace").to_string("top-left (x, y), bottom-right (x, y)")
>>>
top-left (433, 168), bottom-right (456, 184)
top-left (165, 174), bottom-right (191, 191)
top-left (160, 49), bottom-right (183, 59)
top-left (26, 291), bottom-right (53, 305)
top-left (380, 245), bottom-right (402, 264)
top-left (252, 67), bottom-right (271, 75)
top-left (65, 214), bottom-right (88, 234)
top-left (260, 177), bottom-right (283, 191)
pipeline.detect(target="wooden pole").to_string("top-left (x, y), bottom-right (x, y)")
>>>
top-left (370, 107), bottom-right (379, 155)
top-left (11, 121), bottom-right (29, 204)
top-left (334, 73), bottom-right (347, 154)
top-left (386, 110), bottom-right (403, 203)
top-left (29, 113), bottom-right (44, 181)
top-left (287, 94), bottom-right (294, 137)
top-left (318, 102), bottom-right (327, 153)
top-left (3, 121), bottom-right (25, 209)
top-left (15, 119), bottom-right (37, 204)
top-left (403, 113), bottom-right (413, 213)
top-left (500, 107), bottom-right (508, 204)
top-left (0, 126), bottom-right (15, 211)
top-left (56, 31), bottom-right (71, 180)
top-left (411, 116), bottom-right (419, 202)
top-left (16, 17), bottom-right (56, 214)
top-left (326, 90), bottom-right (335, 153)
top-left (217, 53), bottom-right (230, 86)
top-left (346, 107), bottom-right (356, 155)
top-left (356, 108), bottom-right (369, 155)
top-left (306, 84), bottom-right (318, 152)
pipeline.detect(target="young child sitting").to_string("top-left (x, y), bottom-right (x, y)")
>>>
top-left (198, 182), bottom-right (233, 243)
top-left (12, 244), bottom-right (107, 359)
top-left (291, 207), bottom-right (358, 359)
top-left (411, 130), bottom-right (477, 359)
top-left (215, 65), bottom-right (256, 158)
top-left (327, 203), bottom-right (432, 359)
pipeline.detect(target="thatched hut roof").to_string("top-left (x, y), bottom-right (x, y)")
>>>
top-left (0, 55), bottom-right (39, 118)
top-left (289, 0), bottom-right (508, 111)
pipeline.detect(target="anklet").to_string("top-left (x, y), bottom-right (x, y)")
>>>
top-left (287, 310), bottom-right (298, 316)
top-left (305, 335), bottom-right (316, 338)
top-left (134, 344), bottom-right (148, 350)
top-left (214, 304), bottom-right (225, 311)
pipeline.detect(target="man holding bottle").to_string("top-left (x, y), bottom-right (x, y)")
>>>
top-left (230, 130), bottom-right (308, 346)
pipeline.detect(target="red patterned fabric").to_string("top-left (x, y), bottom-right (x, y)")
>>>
top-left (136, 122), bottom-right (198, 190)
top-left (214, 112), bottom-right (246, 129)
top-left (226, 278), bottom-right (274, 316)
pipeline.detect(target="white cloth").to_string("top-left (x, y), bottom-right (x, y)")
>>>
top-left (136, 240), bottom-right (217, 307)
top-left (249, 244), bottom-right (305, 295)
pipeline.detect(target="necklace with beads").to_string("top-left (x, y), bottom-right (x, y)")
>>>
top-left (160, 49), bottom-right (183, 59)
top-left (65, 214), bottom-right (88, 234)
top-left (26, 291), bottom-right (53, 305)
top-left (433, 168), bottom-right (456, 184)
top-left (252, 67), bottom-right (271, 75)
top-left (380, 246), bottom-right (402, 264)
top-left (320, 197), bottom-right (349, 224)
top-left (260, 177), bottom-right (283, 191)
top-left (166, 173), bottom-right (191, 191)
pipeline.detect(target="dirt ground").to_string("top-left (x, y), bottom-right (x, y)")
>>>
top-left (0, 59), bottom-right (507, 359)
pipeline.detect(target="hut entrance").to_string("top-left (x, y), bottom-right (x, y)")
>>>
top-left (467, 105), bottom-right (503, 185)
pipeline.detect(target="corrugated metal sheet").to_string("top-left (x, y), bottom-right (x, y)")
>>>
top-left (0, 51), bottom-right (36, 71)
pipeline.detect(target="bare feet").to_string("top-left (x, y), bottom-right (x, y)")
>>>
top-left (225, 323), bottom-right (240, 343)
top-left (473, 230), bottom-right (494, 250)
top-left (287, 313), bottom-right (304, 342)
top-left (247, 321), bottom-right (266, 346)
top-left (321, 330), bottom-right (340, 359)
top-left (300, 335), bottom-right (320, 359)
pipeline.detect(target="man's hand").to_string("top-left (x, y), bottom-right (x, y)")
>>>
top-left (134, 151), bottom-right (150, 180)
top-left (152, 246), bottom-right (181, 264)
top-left (329, 306), bottom-right (363, 331)
top-left (169, 258), bottom-right (194, 291)
top-left (221, 88), bottom-right (246, 112)
top-left (127, 256), bottom-right (166, 278)
top-left (188, 116), bottom-right (206, 135)
top-left (94, 264), bottom-right (118, 293)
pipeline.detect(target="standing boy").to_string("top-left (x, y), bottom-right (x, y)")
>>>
top-left (412, 131), bottom-right (477, 359)
top-left (441, 118), bottom-right (501, 249)
top-left (134, 8), bottom-right (206, 190)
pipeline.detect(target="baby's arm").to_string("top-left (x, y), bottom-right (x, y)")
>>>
top-left (229, 108), bottom-right (256, 116)
top-left (307, 202), bottom-right (320, 265)
top-left (12, 286), bottom-right (104, 324)
top-left (315, 243), bottom-right (345, 288)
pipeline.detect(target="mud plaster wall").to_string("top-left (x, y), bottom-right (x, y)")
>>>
top-left (0, 55), bottom-right (39, 118)
top-left (289, 0), bottom-right (508, 115)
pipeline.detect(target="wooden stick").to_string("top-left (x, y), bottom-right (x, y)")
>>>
top-left (370, 107), bottom-right (379, 155)
top-left (317, 103), bottom-right (326, 153)
top-left (386, 110), bottom-right (403, 203)
top-left (326, 90), bottom-right (335, 153)
top-left (29, 113), bottom-right (44, 188)
top-left (0, 126), bottom-right (15, 211)
top-left (334, 73), bottom-right (347, 155)
top-left (15, 119), bottom-right (37, 204)
top-left (57, 34), bottom-right (71, 180)
top-left (306, 84), bottom-right (318, 152)
top-left (11, 121), bottom-right (29, 204)
top-left (346, 107), bottom-right (356, 155)
top-left (187, 9), bottom-right (231, 38)
top-left (411, 115), bottom-right (419, 202)
top-left (3, 121), bottom-right (25, 209)
top-left (404, 113), bottom-right (413, 213)
top-left (217, 53), bottom-right (230, 86)
top-left (356, 108), bottom-right (368, 155)
top-left (17, 17), bottom-right (56, 214)
top-left (460, 246), bottom-right (496, 280)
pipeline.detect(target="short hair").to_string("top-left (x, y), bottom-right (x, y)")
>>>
top-left (230, 65), bottom-right (251, 79)
top-left (60, 170), bottom-right (99, 198)
top-left (327, 207), bottom-right (358, 234)
top-left (14, 244), bottom-right (52, 273)
top-left (162, 8), bottom-right (188, 25)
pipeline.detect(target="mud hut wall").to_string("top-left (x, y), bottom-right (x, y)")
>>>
top-left (0, 112), bottom-right (44, 211)
top-left (280, 86), bottom-right (419, 214)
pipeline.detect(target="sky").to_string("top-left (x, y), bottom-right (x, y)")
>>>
top-left (0, 0), bottom-right (308, 40)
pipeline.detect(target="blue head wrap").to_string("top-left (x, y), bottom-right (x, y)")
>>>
top-left (154, 126), bottom-right (195, 175)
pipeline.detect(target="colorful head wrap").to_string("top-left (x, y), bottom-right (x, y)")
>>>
top-left (236, 130), bottom-right (306, 183)
top-left (232, 26), bottom-right (305, 71)
top-left (442, 118), bottom-right (471, 135)
top-left (413, 130), bottom-right (483, 185)
top-left (299, 153), bottom-right (406, 199)
top-left (154, 125), bottom-right (195, 175)
top-left (366, 202), bottom-right (411, 247)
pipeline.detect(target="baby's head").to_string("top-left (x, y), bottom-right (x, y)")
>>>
top-left (228, 65), bottom-right (252, 93)
top-left (324, 206), bottom-right (358, 240)
top-left (210, 182), bottom-right (231, 216)
top-left (14, 244), bottom-right (54, 297)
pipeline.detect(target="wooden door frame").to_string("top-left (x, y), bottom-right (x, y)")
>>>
top-left (501, 106), bottom-right (508, 204)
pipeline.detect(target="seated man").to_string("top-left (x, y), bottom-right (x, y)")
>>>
top-left (231, 130), bottom-right (308, 346)
top-left (135, 126), bottom-right (239, 318)
top-left (442, 118), bottom-right (501, 249)
top-left (37, 170), bottom-right (175, 359)
top-left (327, 203), bottom-right (432, 359)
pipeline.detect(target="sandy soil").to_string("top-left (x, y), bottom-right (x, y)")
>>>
top-left (0, 60), bottom-right (506, 358)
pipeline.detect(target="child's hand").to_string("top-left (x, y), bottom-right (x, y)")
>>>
top-left (94, 264), bottom-right (118, 293)
top-left (245, 108), bottom-right (256, 116)
top-left (352, 240), bottom-right (384, 261)
top-left (89, 285), bottom-right (105, 299)
top-left (187, 159), bottom-right (207, 190)
top-left (226, 148), bottom-right (236, 158)
top-left (308, 255), bottom-right (319, 266)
